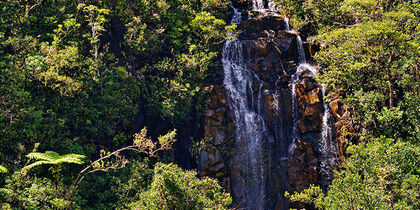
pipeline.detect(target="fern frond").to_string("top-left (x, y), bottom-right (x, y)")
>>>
top-left (59, 154), bottom-right (86, 164)
top-left (0, 165), bottom-right (7, 173)
top-left (22, 161), bottom-right (52, 172)
top-left (27, 152), bottom-right (58, 162)
top-left (23, 151), bottom-right (86, 173)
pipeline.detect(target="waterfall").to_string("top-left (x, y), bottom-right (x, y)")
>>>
top-left (288, 70), bottom-right (299, 155)
top-left (292, 22), bottom-right (336, 189)
top-left (319, 85), bottom-right (337, 190)
top-left (286, 17), bottom-right (306, 156)
top-left (296, 36), bottom-right (306, 64)
top-left (252, 0), bottom-right (276, 11)
top-left (252, 0), bottom-right (265, 10)
top-left (284, 17), bottom-right (290, 31)
top-left (283, 16), bottom-right (306, 64)
top-left (223, 6), bottom-right (266, 209)
top-left (288, 33), bottom-right (307, 155)
top-left (321, 86), bottom-right (332, 154)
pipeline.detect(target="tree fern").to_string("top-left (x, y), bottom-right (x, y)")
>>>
top-left (0, 165), bottom-right (7, 173)
top-left (23, 151), bottom-right (85, 173)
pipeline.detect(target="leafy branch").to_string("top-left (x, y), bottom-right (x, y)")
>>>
top-left (73, 127), bottom-right (176, 187)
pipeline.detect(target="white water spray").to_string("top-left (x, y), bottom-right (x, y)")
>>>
top-left (223, 6), bottom-right (266, 209)
top-left (252, 0), bottom-right (265, 11)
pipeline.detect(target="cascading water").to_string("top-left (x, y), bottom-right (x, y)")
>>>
top-left (318, 85), bottom-right (337, 189)
top-left (288, 69), bottom-right (299, 155)
top-left (253, 0), bottom-right (276, 11)
top-left (223, 5), bottom-right (266, 209)
top-left (252, 0), bottom-right (265, 10)
top-left (284, 17), bottom-right (290, 31)
top-left (268, 0), bottom-right (277, 11)
top-left (288, 20), bottom-right (307, 155)
top-left (288, 16), bottom-right (336, 188)
top-left (296, 36), bottom-right (306, 64)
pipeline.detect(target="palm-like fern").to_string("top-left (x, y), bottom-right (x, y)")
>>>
top-left (22, 151), bottom-right (85, 173)
top-left (0, 165), bottom-right (7, 173)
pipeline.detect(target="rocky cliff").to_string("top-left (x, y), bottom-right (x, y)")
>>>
top-left (198, 1), bottom-right (345, 209)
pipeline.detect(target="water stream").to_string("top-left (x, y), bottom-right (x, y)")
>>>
top-left (222, 2), bottom-right (336, 208)
top-left (287, 15), bottom-right (336, 188)
top-left (223, 5), bottom-right (266, 209)
top-left (252, 0), bottom-right (265, 10)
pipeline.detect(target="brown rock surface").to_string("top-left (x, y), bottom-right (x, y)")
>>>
top-left (287, 139), bottom-right (318, 192)
top-left (296, 85), bottom-right (323, 133)
top-left (200, 85), bottom-right (232, 179)
top-left (329, 98), bottom-right (359, 162)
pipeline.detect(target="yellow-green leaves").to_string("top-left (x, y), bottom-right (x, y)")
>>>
top-left (131, 163), bottom-right (231, 209)
top-left (35, 44), bottom-right (84, 96)
top-left (285, 184), bottom-right (325, 209)
top-left (22, 151), bottom-right (85, 174)
top-left (0, 165), bottom-right (7, 173)
top-left (340, 0), bottom-right (381, 23)
top-left (190, 12), bottom-right (226, 48)
top-left (134, 127), bottom-right (176, 157)
top-left (78, 3), bottom-right (110, 65)
top-left (157, 128), bottom-right (176, 150)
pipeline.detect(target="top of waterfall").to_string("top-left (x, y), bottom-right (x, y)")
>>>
top-left (284, 17), bottom-right (290, 31)
top-left (230, 6), bottom-right (242, 25)
top-left (252, 0), bottom-right (265, 11)
top-left (297, 63), bottom-right (318, 76)
top-left (252, 0), bottom-right (277, 12)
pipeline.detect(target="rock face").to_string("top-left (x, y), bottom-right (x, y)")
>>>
top-left (198, 85), bottom-right (233, 181)
top-left (296, 75), bottom-right (323, 134)
top-left (329, 98), bottom-right (359, 162)
top-left (198, 2), bottom-right (339, 209)
top-left (287, 139), bottom-right (319, 192)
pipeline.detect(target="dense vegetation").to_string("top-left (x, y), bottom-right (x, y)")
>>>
top-left (0, 0), bottom-right (419, 209)
top-left (0, 0), bottom-right (232, 209)
top-left (278, 0), bottom-right (420, 209)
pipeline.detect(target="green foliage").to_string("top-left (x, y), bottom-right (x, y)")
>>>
top-left (0, 0), bottom-right (230, 209)
top-left (285, 185), bottom-right (325, 209)
top-left (287, 137), bottom-right (420, 209)
top-left (111, 159), bottom-right (154, 209)
top-left (323, 138), bottom-right (419, 209)
top-left (276, 0), bottom-right (419, 142)
top-left (1, 172), bottom-right (72, 209)
top-left (0, 165), bottom-right (7, 173)
top-left (279, 0), bottom-right (419, 209)
top-left (23, 150), bottom-right (85, 173)
top-left (0, 0), bottom-right (230, 167)
top-left (130, 163), bottom-right (232, 209)
top-left (77, 3), bottom-right (110, 66)
top-left (314, 2), bottom-right (419, 141)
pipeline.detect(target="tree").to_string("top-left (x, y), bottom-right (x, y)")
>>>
top-left (314, 2), bottom-right (419, 141)
top-left (22, 150), bottom-right (85, 174)
top-left (286, 137), bottom-right (420, 209)
top-left (130, 163), bottom-right (232, 209)
top-left (0, 165), bottom-right (7, 173)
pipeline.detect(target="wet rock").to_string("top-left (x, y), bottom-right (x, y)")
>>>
top-left (201, 5), bottom-right (340, 209)
top-left (296, 86), bottom-right (323, 133)
top-left (242, 39), bottom-right (270, 59)
top-left (287, 139), bottom-right (318, 192)
top-left (232, 0), bottom-right (251, 9)
top-left (241, 15), bottom-right (286, 31)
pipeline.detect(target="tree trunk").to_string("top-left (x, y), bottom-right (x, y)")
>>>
top-left (387, 55), bottom-right (394, 109)
top-left (387, 71), bottom-right (394, 108)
